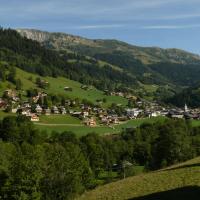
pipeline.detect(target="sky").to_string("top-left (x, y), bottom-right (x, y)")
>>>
top-left (1, 0), bottom-right (200, 54)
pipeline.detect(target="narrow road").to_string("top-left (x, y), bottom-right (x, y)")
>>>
top-left (34, 123), bottom-right (104, 127)
top-left (34, 123), bottom-right (85, 127)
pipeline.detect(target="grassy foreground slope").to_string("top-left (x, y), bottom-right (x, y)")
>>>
top-left (77, 157), bottom-right (200, 200)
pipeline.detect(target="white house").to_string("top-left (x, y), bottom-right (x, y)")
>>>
top-left (126, 108), bottom-right (141, 119)
top-left (35, 104), bottom-right (43, 114)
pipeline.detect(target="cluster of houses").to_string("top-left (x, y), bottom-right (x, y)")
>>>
top-left (1, 88), bottom-right (200, 127)
top-left (105, 90), bottom-right (137, 100)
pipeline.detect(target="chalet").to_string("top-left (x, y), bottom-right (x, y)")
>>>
top-left (111, 117), bottom-right (119, 124)
top-left (35, 105), bottom-right (43, 114)
top-left (4, 90), bottom-right (16, 98)
top-left (84, 117), bottom-right (97, 127)
top-left (71, 100), bottom-right (76, 105)
top-left (98, 113), bottom-right (104, 119)
top-left (82, 111), bottom-right (89, 118)
top-left (110, 92), bottom-right (124, 97)
top-left (52, 106), bottom-right (59, 114)
top-left (126, 95), bottom-right (137, 101)
top-left (150, 111), bottom-right (161, 118)
top-left (11, 108), bottom-right (18, 113)
top-left (106, 115), bottom-right (120, 124)
top-left (72, 111), bottom-right (82, 118)
top-left (43, 108), bottom-right (51, 115)
top-left (0, 99), bottom-right (6, 109)
top-left (116, 92), bottom-right (124, 97)
top-left (184, 112), bottom-right (199, 120)
top-left (32, 96), bottom-right (40, 103)
top-left (81, 105), bottom-right (92, 112)
top-left (136, 101), bottom-right (143, 106)
top-left (23, 102), bottom-right (31, 109)
top-left (81, 85), bottom-right (92, 90)
top-left (81, 85), bottom-right (88, 90)
top-left (21, 108), bottom-right (31, 116)
top-left (97, 108), bottom-right (107, 115)
top-left (64, 87), bottom-right (72, 91)
top-left (30, 114), bottom-right (39, 122)
top-left (65, 100), bottom-right (71, 106)
top-left (101, 117), bottom-right (110, 125)
top-left (60, 107), bottom-right (67, 115)
top-left (125, 108), bottom-right (141, 119)
top-left (39, 92), bottom-right (48, 97)
top-left (160, 110), bottom-right (169, 116)
top-left (168, 110), bottom-right (184, 119)
top-left (12, 96), bottom-right (20, 102)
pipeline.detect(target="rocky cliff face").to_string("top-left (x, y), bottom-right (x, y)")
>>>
top-left (17, 29), bottom-right (95, 47)
top-left (17, 29), bottom-right (51, 42)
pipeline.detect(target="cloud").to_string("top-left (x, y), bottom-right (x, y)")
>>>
top-left (1, 0), bottom-right (200, 31)
top-left (0, 0), bottom-right (196, 17)
top-left (142, 24), bottom-right (200, 29)
top-left (70, 24), bottom-right (124, 30)
top-left (158, 13), bottom-right (200, 20)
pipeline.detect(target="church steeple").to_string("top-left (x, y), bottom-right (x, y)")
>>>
top-left (184, 103), bottom-right (188, 112)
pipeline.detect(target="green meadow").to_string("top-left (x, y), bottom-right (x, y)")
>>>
top-left (15, 68), bottom-right (128, 107)
top-left (34, 116), bottom-right (166, 136)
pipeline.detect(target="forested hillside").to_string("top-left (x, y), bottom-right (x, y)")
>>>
top-left (166, 85), bottom-right (200, 108)
top-left (0, 116), bottom-right (199, 199)
top-left (0, 28), bottom-right (138, 92)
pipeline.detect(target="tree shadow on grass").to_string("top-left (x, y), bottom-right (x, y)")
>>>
top-left (128, 186), bottom-right (200, 200)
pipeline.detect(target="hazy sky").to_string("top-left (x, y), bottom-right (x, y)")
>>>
top-left (1, 0), bottom-right (200, 54)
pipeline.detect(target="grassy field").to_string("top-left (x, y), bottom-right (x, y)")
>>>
top-left (35, 124), bottom-right (117, 136)
top-left (15, 68), bottom-right (128, 108)
top-left (0, 109), bottom-right (199, 136)
top-left (38, 114), bottom-right (81, 124)
top-left (191, 120), bottom-right (200, 127)
top-left (34, 116), bottom-right (166, 136)
top-left (0, 108), bottom-right (166, 136)
top-left (115, 116), bottom-right (166, 130)
top-left (0, 111), bottom-right (15, 120)
top-left (77, 157), bottom-right (200, 200)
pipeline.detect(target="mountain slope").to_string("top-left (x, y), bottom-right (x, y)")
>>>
top-left (77, 157), bottom-right (200, 200)
top-left (0, 28), bottom-right (139, 92)
top-left (17, 29), bottom-right (200, 88)
top-left (17, 29), bottom-right (200, 65)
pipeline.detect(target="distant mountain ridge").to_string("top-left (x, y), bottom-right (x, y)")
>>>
top-left (17, 28), bottom-right (200, 65)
